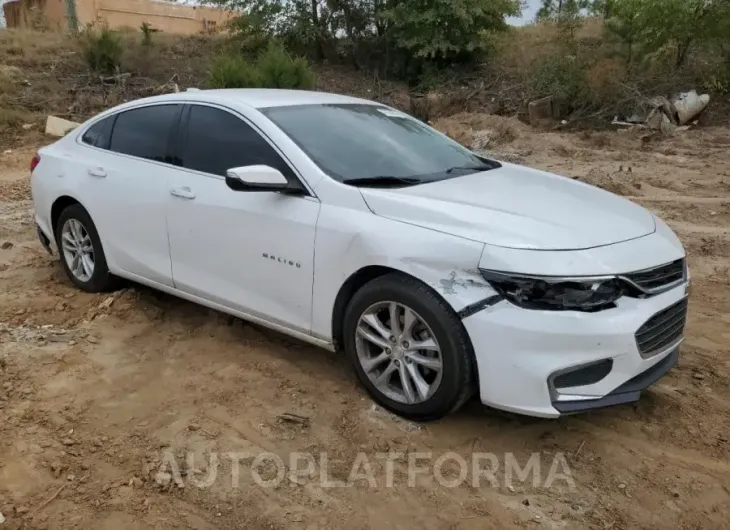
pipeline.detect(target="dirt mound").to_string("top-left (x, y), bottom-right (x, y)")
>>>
top-left (577, 167), bottom-right (643, 196)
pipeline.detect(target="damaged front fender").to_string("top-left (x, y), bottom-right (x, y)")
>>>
top-left (311, 208), bottom-right (502, 341)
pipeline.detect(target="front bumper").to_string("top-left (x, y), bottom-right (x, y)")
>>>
top-left (463, 282), bottom-right (688, 418)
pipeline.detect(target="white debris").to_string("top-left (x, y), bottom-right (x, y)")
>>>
top-left (45, 116), bottom-right (80, 138)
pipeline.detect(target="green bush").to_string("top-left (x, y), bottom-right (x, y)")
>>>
top-left (209, 55), bottom-right (261, 88)
top-left (80, 23), bottom-right (123, 74)
top-left (256, 42), bottom-right (314, 89)
top-left (529, 54), bottom-right (588, 112)
top-left (208, 42), bottom-right (314, 90)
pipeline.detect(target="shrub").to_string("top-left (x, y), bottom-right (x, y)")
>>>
top-left (256, 42), bottom-right (314, 89)
top-left (208, 42), bottom-right (314, 90)
top-left (141, 22), bottom-right (154, 47)
top-left (529, 54), bottom-right (588, 113)
top-left (209, 55), bottom-right (261, 89)
top-left (80, 23), bottom-right (122, 73)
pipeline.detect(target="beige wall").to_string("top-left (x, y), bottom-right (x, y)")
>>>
top-left (5, 0), bottom-right (232, 34)
top-left (4, 0), bottom-right (67, 31)
top-left (78, 0), bottom-right (231, 34)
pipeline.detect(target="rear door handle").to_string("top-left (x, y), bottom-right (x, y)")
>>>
top-left (88, 167), bottom-right (107, 178)
top-left (170, 186), bottom-right (196, 200)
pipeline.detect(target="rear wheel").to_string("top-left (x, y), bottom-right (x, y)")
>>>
top-left (55, 204), bottom-right (118, 292)
top-left (343, 273), bottom-right (476, 421)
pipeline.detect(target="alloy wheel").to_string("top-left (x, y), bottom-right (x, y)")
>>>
top-left (60, 218), bottom-right (95, 282)
top-left (355, 301), bottom-right (443, 404)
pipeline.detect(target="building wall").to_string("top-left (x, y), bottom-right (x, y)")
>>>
top-left (77, 0), bottom-right (231, 34)
top-left (3, 0), bottom-right (232, 34)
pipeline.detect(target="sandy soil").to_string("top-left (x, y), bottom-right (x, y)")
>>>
top-left (1, 119), bottom-right (729, 530)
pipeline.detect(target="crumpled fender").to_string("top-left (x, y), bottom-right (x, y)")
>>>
top-left (310, 207), bottom-right (499, 341)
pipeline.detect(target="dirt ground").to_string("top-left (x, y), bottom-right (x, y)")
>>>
top-left (1, 118), bottom-right (729, 530)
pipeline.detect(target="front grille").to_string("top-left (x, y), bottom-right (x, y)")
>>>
top-left (624, 258), bottom-right (686, 294)
top-left (635, 298), bottom-right (688, 358)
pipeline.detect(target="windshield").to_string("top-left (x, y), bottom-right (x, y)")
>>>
top-left (261, 103), bottom-right (499, 186)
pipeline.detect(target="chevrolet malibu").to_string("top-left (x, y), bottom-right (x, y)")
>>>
top-left (30, 89), bottom-right (690, 420)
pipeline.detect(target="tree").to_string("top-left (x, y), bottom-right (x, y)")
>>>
top-left (536, 0), bottom-right (589, 20)
top-left (605, 0), bottom-right (730, 68)
top-left (638, 0), bottom-right (730, 67)
top-left (603, 0), bottom-right (643, 65)
top-left (204, 0), bottom-right (522, 79)
top-left (382, 0), bottom-right (520, 60)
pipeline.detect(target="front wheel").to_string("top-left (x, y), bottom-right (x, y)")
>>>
top-left (343, 273), bottom-right (476, 421)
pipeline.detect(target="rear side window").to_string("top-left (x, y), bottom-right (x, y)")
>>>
top-left (109, 104), bottom-right (182, 163)
top-left (81, 116), bottom-right (114, 149)
top-left (182, 105), bottom-right (295, 178)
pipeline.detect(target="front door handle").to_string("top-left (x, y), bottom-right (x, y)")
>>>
top-left (170, 186), bottom-right (196, 200)
top-left (88, 167), bottom-right (107, 178)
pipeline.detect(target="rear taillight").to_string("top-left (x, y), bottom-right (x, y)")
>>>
top-left (30, 154), bottom-right (41, 173)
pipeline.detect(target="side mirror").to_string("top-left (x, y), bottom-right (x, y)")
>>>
top-left (225, 165), bottom-right (298, 193)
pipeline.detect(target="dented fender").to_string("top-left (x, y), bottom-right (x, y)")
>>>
top-left (310, 205), bottom-right (500, 341)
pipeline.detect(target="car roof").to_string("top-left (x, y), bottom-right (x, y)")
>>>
top-left (127, 88), bottom-right (378, 110)
top-left (202, 88), bottom-right (375, 108)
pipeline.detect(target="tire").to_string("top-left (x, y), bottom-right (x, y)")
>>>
top-left (343, 272), bottom-right (476, 421)
top-left (54, 203), bottom-right (119, 292)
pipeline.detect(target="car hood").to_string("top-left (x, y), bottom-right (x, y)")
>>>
top-left (359, 163), bottom-right (656, 250)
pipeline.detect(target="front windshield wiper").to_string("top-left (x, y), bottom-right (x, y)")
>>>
top-left (445, 163), bottom-right (495, 174)
top-left (343, 176), bottom-right (422, 188)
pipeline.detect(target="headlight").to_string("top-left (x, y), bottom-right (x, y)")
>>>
top-left (480, 269), bottom-right (625, 312)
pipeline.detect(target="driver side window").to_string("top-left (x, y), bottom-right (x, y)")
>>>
top-left (182, 105), bottom-right (296, 180)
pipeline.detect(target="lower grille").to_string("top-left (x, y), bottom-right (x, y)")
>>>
top-left (635, 298), bottom-right (688, 358)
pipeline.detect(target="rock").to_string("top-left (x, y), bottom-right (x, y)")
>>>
top-left (51, 461), bottom-right (64, 477)
top-left (98, 296), bottom-right (116, 310)
top-left (154, 471), bottom-right (172, 488)
top-left (0, 242), bottom-right (12, 250)
top-left (0, 511), bottom-right (4, 524)
top-left (528, 96), bottom-right (554, 126)
top-left (45, 116), bottom-right (80, 138)
top-left (522, 498), bottom-right (530, 506)
top-left (67, 474), bottom-right (75, 481)
top-left (22, 123), bottom-right (36, 130)
top-left (61, 438), bottom-right (75, 446)
top-left (130, 477), bottom-right (143, 489)
top-left (188, 423), bottom-right (200, 432)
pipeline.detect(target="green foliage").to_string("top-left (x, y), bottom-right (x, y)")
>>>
top-left (208, 42), bottom-right (314, 89)
top-left (529, 54), bottom-right (587, 111)
top-left (605, 0), bottom-right (730, 68)
top-left (206, 0), bottom-right (521, 81)
top-left (79, 23), bottom-right (123, 74)
top-left (603, 0), bottom-right (643, 65)
top-left (537, 0), bottom-right (590, 21)
top-left (382, 0), bottom-right (520, 60)
top-left (209, 55), bottom-right (261, 88)
top-left (141, 22), bottom-right (154, 47)
top-left (256, 42), bottom-right (315, 89)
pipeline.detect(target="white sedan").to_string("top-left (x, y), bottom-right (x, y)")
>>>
top-left (30, 89), bottom-right (690, 420)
